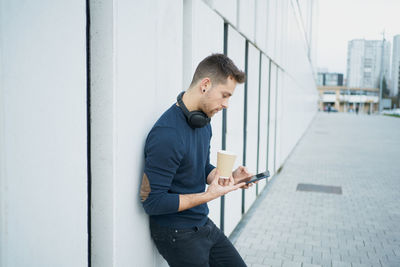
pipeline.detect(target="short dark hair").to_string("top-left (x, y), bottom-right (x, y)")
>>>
top-left (190, 54), bottom-right (246, 87)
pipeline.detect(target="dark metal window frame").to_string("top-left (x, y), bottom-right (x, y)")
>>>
top-left (266, 60), bottom-right (272, 180)
top-left (220, 22), bottom-right (278, 235)
top-left (220, 22), bottom-right (228, 233)
top-left (241, 41), bottom-right (249, 215)
top-left (86, 0), bottom-right (92, 265)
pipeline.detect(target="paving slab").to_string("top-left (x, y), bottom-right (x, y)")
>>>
top-left (232, 113), bottom-right (400, 267)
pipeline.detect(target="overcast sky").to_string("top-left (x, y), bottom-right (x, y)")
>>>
top-left (316, 0), bottom-right (400, 75)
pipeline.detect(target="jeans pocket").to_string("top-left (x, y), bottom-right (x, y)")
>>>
top-left (171, 227), bottom-right (204, 245)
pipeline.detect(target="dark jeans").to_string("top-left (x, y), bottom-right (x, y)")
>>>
top-left (150, 218), bottom-right (247, 267)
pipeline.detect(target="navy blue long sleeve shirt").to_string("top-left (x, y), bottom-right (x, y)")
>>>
top-left (142, 104), bottom-right (215, 228)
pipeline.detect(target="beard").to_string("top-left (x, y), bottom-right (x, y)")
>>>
top-left (199, 100), bottom-right (215, 118)
top-left (203, 105), bottom-right (220, 118)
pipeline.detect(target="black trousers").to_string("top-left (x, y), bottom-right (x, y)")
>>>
top-left (150, 218), bottom-right (247, 267)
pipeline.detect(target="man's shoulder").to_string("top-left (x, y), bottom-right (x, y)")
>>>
top-left (147, 105), bottom-right (186, 144)
top-left (154, 104), bottom-right (182, 127)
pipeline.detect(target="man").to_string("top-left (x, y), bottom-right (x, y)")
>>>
top-left (140, 54), bottom-right (253, 267)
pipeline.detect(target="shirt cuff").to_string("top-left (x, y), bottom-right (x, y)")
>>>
top-left (205, 163), bottom-right (216, 180)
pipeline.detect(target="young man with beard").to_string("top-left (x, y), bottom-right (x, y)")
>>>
top-left (140, 54), bottom-right (252, 267)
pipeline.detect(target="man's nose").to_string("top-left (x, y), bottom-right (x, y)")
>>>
top-left (222, 100), bottom-right (229, 109)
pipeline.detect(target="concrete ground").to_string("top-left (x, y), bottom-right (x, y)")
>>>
top-left (231, 113), bottom-right (400, 267)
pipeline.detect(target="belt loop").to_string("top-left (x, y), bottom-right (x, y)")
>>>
top-left (194, 226), bottom-right (199, 232)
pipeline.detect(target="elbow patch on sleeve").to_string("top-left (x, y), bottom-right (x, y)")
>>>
top-left (140, 173), bottom-right (151, 202)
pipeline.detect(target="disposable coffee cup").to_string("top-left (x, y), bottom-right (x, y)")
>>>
top-left (217, 150), bottom-right (237, 179)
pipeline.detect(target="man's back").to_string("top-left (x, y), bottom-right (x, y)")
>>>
top-left (142, 104), bottom-right (214, 228)
top-left (140, 54), bottom-right (248, 267)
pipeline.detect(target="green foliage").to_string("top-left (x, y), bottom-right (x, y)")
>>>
top-left (382, 76), bottom-right (390, 98)
top-left (383, 114), bottom-right (400, 118)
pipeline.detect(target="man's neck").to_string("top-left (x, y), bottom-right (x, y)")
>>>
top-left (180, 90), bottom-right (200, 111)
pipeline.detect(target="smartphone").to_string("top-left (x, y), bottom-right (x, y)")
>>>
top-left (238, 171), bottom-right (270, 184)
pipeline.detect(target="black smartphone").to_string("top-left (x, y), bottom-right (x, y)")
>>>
top-left (238, 171), bottom-right (270, 184)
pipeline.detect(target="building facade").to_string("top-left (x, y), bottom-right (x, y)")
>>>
top-left (0, 0), bottom-right (318, 266)
top-left (391, 35), bottom-right (400, 97)
top-left (346, 39), bottom-right (391, 89)
top-left (318, 86), bottom-right (379, 114)
top-left (317, 72), bottom-right (344, 86)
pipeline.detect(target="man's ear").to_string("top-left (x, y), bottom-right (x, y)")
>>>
top-left (200, 78), bottom-right (211, 92)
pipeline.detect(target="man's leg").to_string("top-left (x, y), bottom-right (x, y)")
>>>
top-left (207, 220), bottom-right (247, 267)
top-left (150, 221), bottom-right (213, 267)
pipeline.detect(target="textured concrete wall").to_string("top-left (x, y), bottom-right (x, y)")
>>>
top-left (90, 1), bottom-right (182, 266)
top-left (0, 1), bottom-right (88, 266)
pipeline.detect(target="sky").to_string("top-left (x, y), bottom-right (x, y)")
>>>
top-left (316, 0), bottom-right (400, 76)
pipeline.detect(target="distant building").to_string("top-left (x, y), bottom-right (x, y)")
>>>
top-left (317, 72), bottom-right (344, 86)
top-left (346, 39), bottom-right (391, 89)
top-left (391, 35), bottom-right (400, 97)
top-left (318, 86), bottom-right (379, 114)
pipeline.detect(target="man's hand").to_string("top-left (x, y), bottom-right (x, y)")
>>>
top-left (206, 168), bottom-right (237, 186)
top-left (179, 169), bottom-right (245, 212)
top-left (206, 169), bottom-right (245, 200)
top-left (232, 166), bottom-right (254, 189)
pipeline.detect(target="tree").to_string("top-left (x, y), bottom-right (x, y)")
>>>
top-left (382, 76), bottom-right (390, 98)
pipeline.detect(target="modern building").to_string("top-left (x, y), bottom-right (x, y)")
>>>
top-left (391, 35), bottom-right (400, 97)
top-left (0, 1), bottom-right (318, 266)
top-left (346, 39), bottom-right (391, 89)
top-left (317, 72), bottom-right (344, 86)
top-left (318, 86), bottom-right (379, 114)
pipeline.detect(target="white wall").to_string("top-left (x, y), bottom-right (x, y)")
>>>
top-left (183, 0), bottom-right (225, 228)
top-left (268, 63), bottom-right (277, 175)
top-left (237, 0), bottom-right (255, 42)
top-left (254, 0), bottom-right (268, 52)
top-left (91, 1), bottom-right (182, 266)
top-left (90, 0), bottom-right (115, 265)
top-left (275, 69), bottom-right (284, 169)
top-left (224, 26), bottom-right (246, 236)
top-left (113, 3), bottom-right (182, 266)
top-left (1, 0), bottom-right (319, 266)
top-left (258, 54), bottom-right (270, 191)
top-left (266, 0), bottom-right (277, 59)
top-left (244, 43), bottom-right (260, 212)
top-left (211, 0), bottom-right (237, 26)
top-left (0, 1), bottom-right (88, 266)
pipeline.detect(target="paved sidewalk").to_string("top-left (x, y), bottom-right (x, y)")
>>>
top-left (232, 113), bottom-right (400, 267)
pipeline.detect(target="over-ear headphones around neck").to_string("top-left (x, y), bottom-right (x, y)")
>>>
top-left (177, 91), bottom-right (211, 128)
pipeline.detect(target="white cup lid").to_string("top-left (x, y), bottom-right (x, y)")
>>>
top-left (218, 150), bottom-right (236, 156)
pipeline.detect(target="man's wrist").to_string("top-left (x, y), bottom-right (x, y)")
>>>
top-left (203, 190), bottom-right (215, 202)
top-left (206, 168), bottom-right (217, 184)
top-left (178, 191), bottom-right (214, 212)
